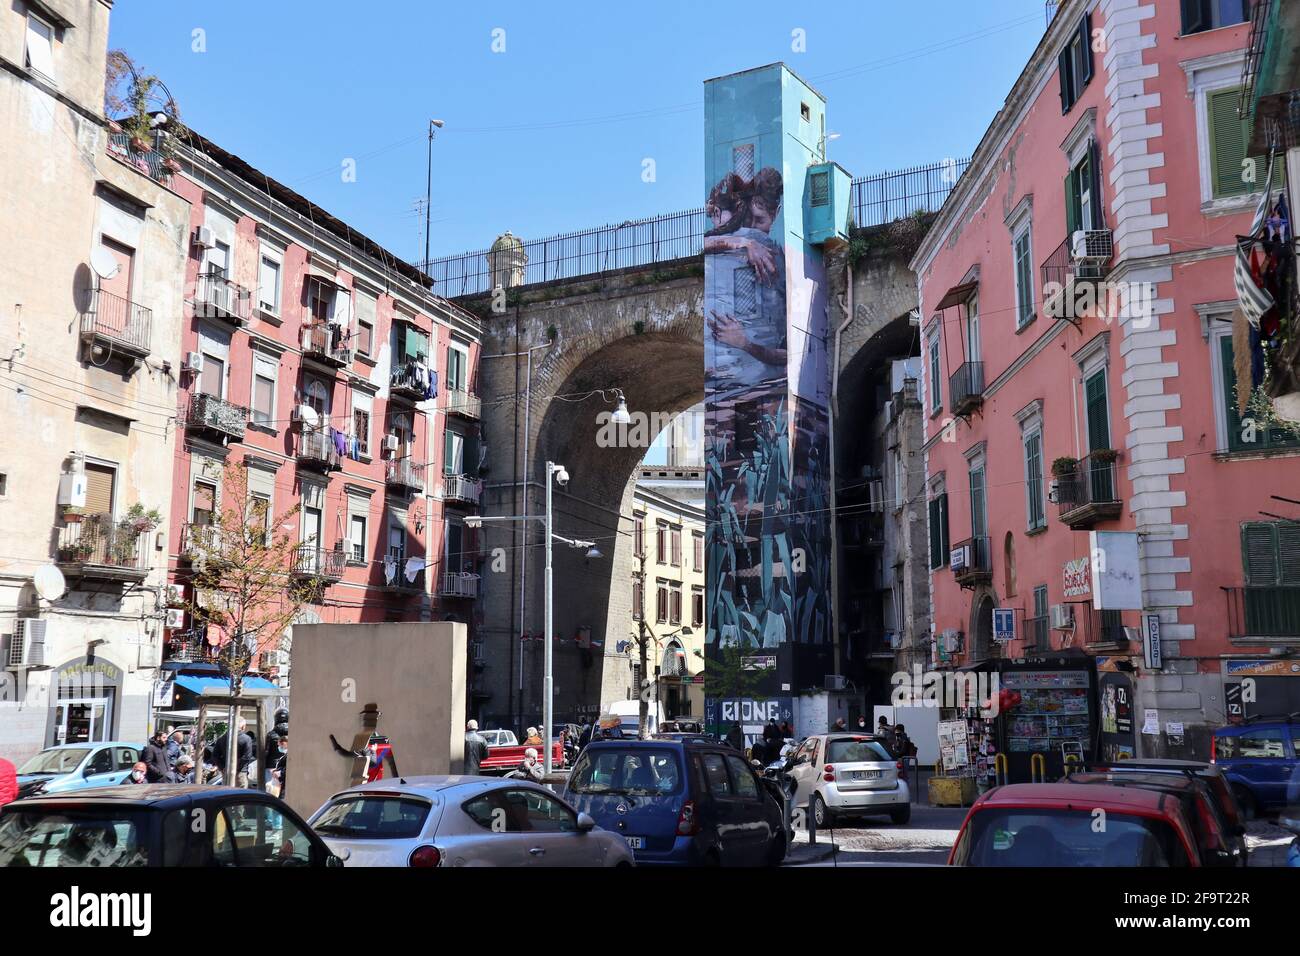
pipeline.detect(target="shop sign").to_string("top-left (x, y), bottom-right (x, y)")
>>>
top-left (1090, 531), bottom-right (1142, 610)
top-left (1063, 557), bottom-right (1091, 598)
top-left (1142, 613), bottom-right (1162, 670)
top-left (992, 608), bottom-right (1015, 643)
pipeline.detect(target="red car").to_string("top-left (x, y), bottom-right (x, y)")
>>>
top-left (948, 783), bottom-right (1200, 867)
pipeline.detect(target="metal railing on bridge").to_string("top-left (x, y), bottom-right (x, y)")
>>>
top-left (420, 158), bottom-right (969, 297)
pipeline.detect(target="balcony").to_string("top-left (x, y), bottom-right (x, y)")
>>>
top-left (387, 566), bottom-right (426, 594)
top-left (1025, 614), bottom-right (1050, 652)
top-left (439, 571), bottom-right (480, 599)
top-left (1080, 607), bottom-right (1132, 652)
top-left (445, 389), bottom-right (482, 420)
top-left (165, 636), bottom-right (206, 663)
top-left (194, 271), bottom-right (253, 326)
top-left (1040, 230), bottom-right (1113, 324)
top-left (80, 288), bottom-right (152, 360)
top-left (1224, 587), bottom-right (1300, 645)
top-left (389, 364), bottom-right (430, 402)
top-left (442, 473), bottom-right (482, 507)
top-left (1055, 452), bottom-right (1122, 528)
top-left (105, 130), bottom-right (174, 185)
top-left (385, 457), bottom-right (426, 494)
top-left (56, 514), bottom-right (149, 583)
top-left (290, 545), bottom-right (346, 583)
top-left (185, 392), bottom-right (247, 443)
top-left (296, 426), bottom-right (342, 473)
top-left (948, 361), bottom-right (985, 417)
top-left (180, 522), bottom-right (225, 563)
top-left (300, 321), bottom-right (352, 368)
top-left (950, 535), bottom-right (991, 589)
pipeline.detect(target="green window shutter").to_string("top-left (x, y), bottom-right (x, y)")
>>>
top-left (1220, 335), bottom-right (1246, 451)
top-left (1087, 139), bottom-right (1104, 228)
top-left (1242, 522), bottom-right (1280, 585)
top-left (1280, 525), bottom-right (1300, 586)
top-left (1079, 14), bottom-right (1094, 88)
top-left (1065, 169), bottom-right (1079, 237)
top-left (1059, 46), bottom-right (1073, 113)
top-left (929, 497), bottom-right (942, 568)
top-left (1085, 371), bottom-right (1110, 451)
top-left (940, 493), bottom-right (950, 556)
top-left (1209, 88), bottom-right (1248, 199)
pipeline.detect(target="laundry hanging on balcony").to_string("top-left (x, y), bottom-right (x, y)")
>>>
top-left (403, 556), bottom-right (425, 583)
top-left (383, 554), bottom-right (397, 585)
top-left (1234, 154), bottom-right (1279, 329)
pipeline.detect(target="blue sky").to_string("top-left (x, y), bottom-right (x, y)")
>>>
top-left (109, 1), bottom-right (1045, 263)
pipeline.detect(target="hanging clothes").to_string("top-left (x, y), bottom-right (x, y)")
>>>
top-left (426, 369), bottom-right (438, 400)
top-left (404, 556), bottom-right (426, 583)
top-left (383, 555), bottom-right (397, 586)
top-left (333, 427), bottom-right (347, 457)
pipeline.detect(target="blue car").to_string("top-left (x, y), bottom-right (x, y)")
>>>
top-left (1212, 716), bottom-right (1300, 817)
top-left (563, 737), bottom-right (786, 866)
top-left (14, 742), bottom-right (143, 799)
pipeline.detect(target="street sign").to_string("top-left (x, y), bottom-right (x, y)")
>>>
top-left (1142, 613), bottom-right (1162, 669)
top-left (992, 607), bottom-right (1015, 643)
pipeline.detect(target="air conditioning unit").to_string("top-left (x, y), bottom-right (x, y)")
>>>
top-left (300, 326), bottom-right (313, 351)
top-left (57, 471), bottom-right (87, 508)
top-left (825, 674), bottom-right (848, 691)
top-left (192, 226), bottom-right (216, 250)
top-left (383, 434), bottom-right (400, 453)
top-left (1122, 626), bottom-right (1141, 645)
top-left (1071, 229), bottom-right (1113, 262)
top-left (869, 480), bottom-right (885, 513)
top-left (7, 619), bottom-right (48, 668)
top-left (1050, 604), bottom-right (1075, 630)
top-left (184, 351), bottom-right (204, 373)
top-left (164, 608), bottom-right (186, 630)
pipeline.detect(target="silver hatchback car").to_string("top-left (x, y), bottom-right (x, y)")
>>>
top-left (308, 775), bottom-right (635, 867)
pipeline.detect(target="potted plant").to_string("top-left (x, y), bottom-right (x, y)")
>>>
top-left (122, 503), bottom-right (163, 535)
top-left (1051, 456), bottom-right (1078, 478)
top-left (1090, 447), bottom-right (1119, 464)
top-left (62, 505), bottom-right (86, 524)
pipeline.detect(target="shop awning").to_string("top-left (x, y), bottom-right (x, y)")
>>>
top-left (934, 278), bottom-right (980, 311)
top-left (173, 674), bottom-right (279, 695)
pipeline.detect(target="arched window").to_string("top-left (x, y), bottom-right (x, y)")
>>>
top-left (390, 412), bottom-right (413, 446)
top-left (304, 378), bottom-right (329, 417)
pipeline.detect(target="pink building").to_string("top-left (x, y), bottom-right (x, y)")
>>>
top-left (914, 0), bottom-right (1299, 764)
top-left (162, 129), bottom-right (483, 703)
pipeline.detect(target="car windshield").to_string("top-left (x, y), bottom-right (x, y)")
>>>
top-left (311, 796), bottom-right (430, 839)
top-left (16, 749), bottom-right (91, 775)
top-left (955, 807), bottom-right (1189, 867)
top-left (568, 748), bottom-right (682, 795)
top-left (826, 738), bottom-right (893, 763)
top-left (0, 809), bottom-right (149, 867)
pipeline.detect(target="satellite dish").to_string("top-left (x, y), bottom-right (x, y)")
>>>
top-left (33, 564), bottom-right (66, 602)
top-left (90, 246), bottom-right (121, 280)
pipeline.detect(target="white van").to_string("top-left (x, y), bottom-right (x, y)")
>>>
top-left (601, 699), bottom-right (663, 738)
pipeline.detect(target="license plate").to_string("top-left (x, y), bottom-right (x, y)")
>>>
top-left (624, 836), bottom-right (644, 849)
top-left (852, 770), bottom-right (882, 780)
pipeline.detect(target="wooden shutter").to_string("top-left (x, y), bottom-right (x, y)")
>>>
top-left (84, 463), bottom-right (115, 517)
top-left (1242, 522), bottom-right (1280, 585)
top-left (1064, 169), bottom-right (1080, 237)
top-left (1180, 0), bottom-right (1206, 34)
top-left (929, 497), bottom-right (941, 568)
top-left (1058, 46), bottom-right (1073, 113)
top-left (969, 467), bottom-right (987, 538)
top-left (1088, 139), bottom-right (1104, 228)
top-left (1209, 88), bottom-right (1247, 198)
top-left (1085, 371), bottom-right (1111, 450)
top-left (1079, 14), bottom-right (1094, 87)
top-left (1280, 524), bottom-right (1300, 586)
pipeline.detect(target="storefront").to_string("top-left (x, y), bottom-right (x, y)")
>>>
top-left (1223, 658), bottom-right (1300, 722)
top-left (46, 657), bottom-right (123, 747)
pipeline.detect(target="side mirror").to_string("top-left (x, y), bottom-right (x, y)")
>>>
top-left (325, 853), bottom-right (345, 868)
top-left (83, 766), bottom-right (96, 778)
top-left (576, 812), bottom-right (596, 833)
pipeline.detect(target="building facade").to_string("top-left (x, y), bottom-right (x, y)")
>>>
top-left (915, 0), bottom-right (1299, 762)
top-left (0, 0), bottom-right (191, 762)
top-left (161, 130), bottom-right (484, 708)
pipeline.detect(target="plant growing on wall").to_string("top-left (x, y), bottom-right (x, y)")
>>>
top-left (1050, 456), bottom-right (1078, 478)
top-left (104, 49), bottom-right (187, 161)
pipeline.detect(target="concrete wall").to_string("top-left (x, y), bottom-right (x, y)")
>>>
top-left (283, 621), bottom-right (466, 817)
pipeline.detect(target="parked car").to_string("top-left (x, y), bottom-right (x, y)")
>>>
top-left (478, 729), bottom-right (518, 748)
top-left (13, 743), bottom-right (142, 798)
top-left (0, 785), bottom-right (342, 867)
top-left (785, 734), bottom-right (910, 827)
top-left (564, 737), bottom-right (786, 866)
top-left (1211, 715), bottom-right (1300, 817)
top-left (1063, 771), bottom-right (1246, 866)
top-left (1087, 758), bottom-right (1247, 845)
top-left (308, 776), bottom-right (633, 867)
top-left (949, 783), bottom-right (1200, 867)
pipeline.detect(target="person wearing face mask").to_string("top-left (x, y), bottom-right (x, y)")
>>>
top-left (120, 761), bottom-right (148, 785)
top-left (269, 734), bottom-right (288, 799)
top-left (514, 747), bottom-right (543, 782)
top-left (168, 754), bottom-right (195, 784)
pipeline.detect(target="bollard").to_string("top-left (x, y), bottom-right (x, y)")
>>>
top-left (994, 752), bottom-right (1009, 787)
top-left (806, 800), bottom-right (817, 846)
top-left (1030, 753), bottom-right (1046, 783)
top-left (1063, 753), bottom-right (1081, 778)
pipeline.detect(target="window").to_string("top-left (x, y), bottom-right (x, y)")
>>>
top-left (1084, 369), bottom-right (1111, 453)
top-left (357, 320), bottom-right (374, 357)
top-left (354, 290), bottom-right (377, 356)
top-left (446, 345), bottom-right (468, 392)
top-left (692, 531), bottom-right (704, 572)
top-left (656, 581), bottom-right (669, 623)
top-left (1066, 143), bottom-right (1104, 235)
top-left (215, 804), bottom-right (312, 867)
top-left (1208, 86), bottom-right (1286, 200)
top-left (669, 582), bottom-right (682, 625)
top-left (191, 480), bottom-right (216, 527)
top-left (1216, 334), bottom-right (1300, 451)
top-left (1057, 13), bottom-right (1094, 113)
top-left (349, 514), bottom-right (367, 564)
top-left (308, 278), bottom-right (335, 326)
top-left (969, 465), bottom-right (988, 540)
top-left (250, 492), bottom-right (272, 545)
top-left (1241, 522), bottom-right (1300, 586)
top-left (1014, 224), bottom-right (1035, 328)
top-left (443, 428), bottom-right (464, 476)
top-left (388, 523), bottom-right (406, 565)
top-left (84, 462), bottom-right (116, 519)
top-left (632, 575), bottom-right (644, 621)
top-left (352, 392), bottom-right (372, 457)
top-left (964, 293), bottom-right (981, 363)
top-left (25, 13), bottom-right (55, 81)
top-left (928, 334), bottom-right (942, 412)
top-left (303, 377), bottom-right (330, 418)
top-left (732, 144), bottom-right (755, 180)
top-left (656, 521), bottom-right (668, 565)
top-left (701, 753), bottom-right (732, 798)
top-left (633, 514), bottom-right (645, 557)
top-left (1181, 0), bottom-right (1250, 36)
top-left (251, 354), bottom-right (277, 427)
top-left (692, 586), bottom-right (704, 627)
top-left (1024, 430), bottom-right (1046, 531)
top-left (928, 492), bottom-right (950, 570)
top-left (724, 754), bottom-right (759, 799)
top-left (198, 327), bottom-right (230, 399)
top-left (257, 253), bottom-right (281, 314)
top-left (670, 526), bottom-right (682, 567)
top-left (1218, 728), bottom-right (1286, 759)
top-left (1033, 585), bottom-right (1050, 650)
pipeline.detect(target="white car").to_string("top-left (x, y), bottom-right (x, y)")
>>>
top-left (479, 729), bottom-right (518, 747)
top-left (308, 775), bottom-right (635, 867)
top-left (787, 734), bottom-right (911, 828)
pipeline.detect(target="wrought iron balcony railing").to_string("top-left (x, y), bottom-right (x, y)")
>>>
top-left (80, 287), bottom-right (152, 358)
top-left (1041, 230), bottom-right (1114, 321)
top-left (195, 271), bottom-right (253, 325)
top-left (296, 426), bottom-right (342, 472)
top-left (291, 545), bottom-right (346, 582)
top-left (180, 522), bottom-right (224, 561)
top-left (1056, 452), bottom-right (1122, 528)
top-left (385, 457), bottom-right (426, 493)
top-left (389, 364), bottom-right (430, 401)
top-left (56, 513), bottom-right (149, 580)
top-left (300, 321), bottom-right (351, 367)
top-left (105, 130), bottom-right (174, 185)
top-left (442, 473), bottom-right (482, 506)
top-left (185, 392), bottom-right (247, 442)
top-left (445, 389), bottom-right (481, 420)
top-left (948, 361), bottom-right (985, 416)
top-left (951, 535), bottom-right (992, 587)
top-left (1224, 586), bottom-right (1300, 643)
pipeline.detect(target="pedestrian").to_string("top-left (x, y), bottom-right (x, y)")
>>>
top-left (578, 720), bottom-right (593, 750)
top-left (892, 723), bottom-right (915, 760)
top-left (120, 761), bottom-right (148, 785)
top-left (268, 734), bottom-right (288, 799)
top-left (725, 722), bottom-right (744, 752)
top-left (831, 717), bottom-right (848, 733)
top-left (209, 717), bottom-right (256, 788)
top-left (463, 719), bottom-right (489, 775)
top-left (524, 726), bottom-right (543, 746)
top-left (0, 755), bottom-right (17, 807)
top-left (166, 731), bottom-right (184, 768)
top-left (855, 715), bottom-right (870, 733)
top-left (516, 747), bottom-right (544, 782)
top-left (168, 754), bottom-right (195, 784)
top-left (877, 715), bottom-right (892, 736)
top-left (141, 729), bottom-right (171, 783)
top-left (264, 707), bottom-right (289, 784)
top-left (779, 720), bottom-right (794, 741)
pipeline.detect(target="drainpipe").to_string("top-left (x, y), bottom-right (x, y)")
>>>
top-left (829, 259), bottom-right (856, 678)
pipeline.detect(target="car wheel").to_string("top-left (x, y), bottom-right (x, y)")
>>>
top-left (766, 831), bottom-right (787, 867)
top-left (889, 803), bottom-right (912, 825)
top-left (1232, 785), bottom-right (1257, 821)
top-left (812, 793), bottom-right (829, 830)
